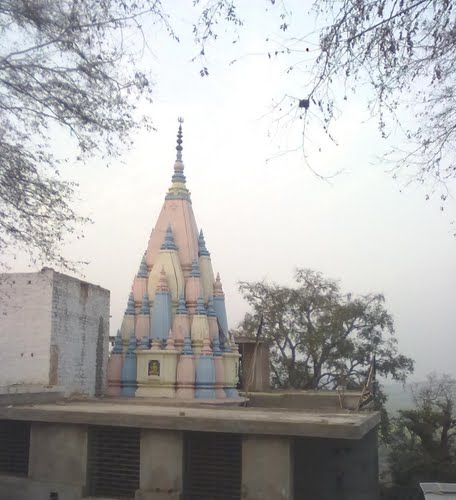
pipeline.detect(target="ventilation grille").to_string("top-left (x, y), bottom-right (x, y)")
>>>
top-left (88, 426), bottom-right (140, 499)
top-left (0, 420), bottom-right (30, 476)
top-left (184, 431), bottom-right (242, 500)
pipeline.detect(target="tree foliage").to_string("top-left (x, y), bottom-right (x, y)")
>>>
top-left (389, 373), bottom-right (456, 485)
top-left (0, 0), bottom-right (172, 268)
top-left (236, 268), bottom-right (414, 390)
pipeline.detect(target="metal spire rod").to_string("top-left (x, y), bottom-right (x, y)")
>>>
top-left (176, 117), bottom-right (184, 161)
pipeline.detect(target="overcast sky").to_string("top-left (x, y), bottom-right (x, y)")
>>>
top-left (7, 1), bottom-right (456, 381)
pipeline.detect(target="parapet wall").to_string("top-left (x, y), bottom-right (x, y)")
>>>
top-left (244, 390), bottom-right (363, 411)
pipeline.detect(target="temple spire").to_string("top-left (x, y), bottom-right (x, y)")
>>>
top-left (140, 292), bottom-right (150, 314)
top-left (191, 259), bottom-right (201, 278)
top-left (137, 253), bottom-right (148, 278)
top-left (165, 117), bottom-right (190, 201)
top-left (126, 292), bottom-right (136, 314)
top-left (161, 225), bottom-right (178, 251)
top-left (170, 117), bottom-right (186, 186)
top-left (176, 117), bottom-right (183, 162)
top-left (113, 120), bottom-right (240, 401)
top-left (214, 272), bottom-right (224, 296)
top-left (198, 229), bottom-right (210, 257)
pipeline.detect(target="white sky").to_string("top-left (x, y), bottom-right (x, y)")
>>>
top-left (7, 1), bottom-right (456, 381)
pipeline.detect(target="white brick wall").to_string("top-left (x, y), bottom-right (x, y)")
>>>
top-left (0, 269), bottom-right (110, 396)
top-left (50, 271), bottom-right (110, 396)
top-left (0, 271), bottom-right (53, 386)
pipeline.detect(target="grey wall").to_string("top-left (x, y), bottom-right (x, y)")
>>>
top-left (294, 429), bottom-right (379, 500)
top-left (138, 429), bottom-right (183, 500)
top-left (0, 422), bottom-right (88, 500)
top-left (242, 434), bottom-right (292, 500)
top-left (0, 420), bottom-right (379, 500)
top-left (50, 270), bottom-right (110, 396)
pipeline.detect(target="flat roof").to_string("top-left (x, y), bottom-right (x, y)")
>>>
top-left (421, 483), bottom-right (456, 499)
top-left (0, 268), bottom-right (110, 294)
top-left (0, 399), bottom-right (380, 440)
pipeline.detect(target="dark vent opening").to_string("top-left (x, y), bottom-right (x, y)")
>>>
top-left (0, 420), bottom-right (30, 476)
top-left (294, 432), bottom-right (380, 500)
top-left (88, 426), bottom-right (140, 499)
top-left (184, 431), bottom-right (241, 500)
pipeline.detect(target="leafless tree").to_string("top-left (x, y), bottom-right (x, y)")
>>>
top-left (0, 0), bottom-right (173, 269)
top-left (309, 0), bottom-right (454, 193)
top-left (197, 1), bottom-right (456, 205)
top-left (3, 1), bottom-right (453, 268)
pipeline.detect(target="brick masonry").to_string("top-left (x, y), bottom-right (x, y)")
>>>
top-left (0, 268), bottom-right (110, 396)
top-left (0, 271), bottom-right (53, 387)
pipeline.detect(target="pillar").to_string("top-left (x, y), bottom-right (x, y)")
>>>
top-left (241, 435), bottom-right (293, 500)
top-left (136, 430), bottom-right (183, 500)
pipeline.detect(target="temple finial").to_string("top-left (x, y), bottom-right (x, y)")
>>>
top-left (198, 229), bottom-right (210, 257)
top-left (140, 292), bottom-right (150, 314)
top-left (191, 259), bottom-right (201, 278)
top-left (171, 119), bottom-right (186, 185)
top-left (214, 272), bottom-right (224, 296)
top-left (137, 253), bottom-right (148, 278)
top-left (166, 117), bottom-right (188, 199)
top-left (126, 292), bottom-right (136, 314)
top-left (161, 225), bottom-right (178, 251)
top-left (207, 296), bottom-right (216, 317)
top-left (196, 295), bottom-right (206, 315)
top-left (176, 294), bottom-right (188, 315)
top-left (176, 117), bottom-right (184, 162)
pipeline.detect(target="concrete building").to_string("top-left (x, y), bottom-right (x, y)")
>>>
top-left (0, 268), bottom-right (110, 397)
top-left (0, 393), bottom-right (379, 500)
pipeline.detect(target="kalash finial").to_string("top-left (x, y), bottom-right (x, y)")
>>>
top-left (167, 117), bottom-right (188, 199)
top-left (176, 117), bottom-right (184, 162)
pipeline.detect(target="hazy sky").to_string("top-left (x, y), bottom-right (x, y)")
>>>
top-left (7, 1), bottom-right (456, 380)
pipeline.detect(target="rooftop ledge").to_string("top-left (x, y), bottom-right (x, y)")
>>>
top-left (0, 397), bottom-right (380, 440)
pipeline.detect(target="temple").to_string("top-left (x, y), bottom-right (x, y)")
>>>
top-left (107, 118), bottom-right (240, 400)
top-left (0, 119), bottom-right (381, 500)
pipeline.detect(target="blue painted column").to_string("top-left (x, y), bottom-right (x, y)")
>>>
top-left (121, 335), bottom-right (137, 397)
top-left (150, 269), bottom-right (172, 341)
top-left (195, 338), bottom-right (216, 399)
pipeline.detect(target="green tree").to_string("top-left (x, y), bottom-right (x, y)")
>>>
top-left (236, 268), bottom-right (414, 390)
top-left (389, 373), bottom-right (456, 486)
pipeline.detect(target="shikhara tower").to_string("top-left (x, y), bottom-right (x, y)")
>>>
top-left (106, 119), bottom-right (240, 400)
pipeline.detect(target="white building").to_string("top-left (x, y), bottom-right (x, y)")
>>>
top-left (0, 268), bottom-right (110, 396)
